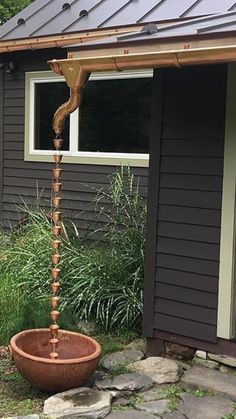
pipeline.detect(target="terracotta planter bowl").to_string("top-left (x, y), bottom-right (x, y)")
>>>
top-left (10, 329), bottom-right (101, 392)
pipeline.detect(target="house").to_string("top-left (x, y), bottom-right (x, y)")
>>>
top-left (1, 0), bottom-right (236, 357)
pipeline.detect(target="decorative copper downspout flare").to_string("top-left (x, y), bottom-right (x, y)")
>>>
top-left (52, 225), bottom-right (62, 236)
top-left (52, 268), bottom-right (61, 280)
top-left (50, 324), bottom-right (60, 336)
top-left (53, 138), bottom-right (63, 150)
top-left (52, 183), bottom-right (62, 193)
top-left (52, 212), bottom-right (61, 223)
top-left (51, 253), bottom-right (61, 265)
top-left (51, 310), bottom-right (60, 321)
top-left (53, 168), bottom-right (62, 179)
top-left (53, 196), bottom-right (62, 208)
top-left (51, 296), bottom-right (60, 309)
top-left (53, 154), bottom-right (63, 164)
top-left (51, 282), bottom-right (61, 293)
top-left (52, 239), bottom-right (61, 250)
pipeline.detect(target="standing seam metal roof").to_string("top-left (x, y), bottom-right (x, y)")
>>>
top-left (1, 0), bottom-right (236, 41)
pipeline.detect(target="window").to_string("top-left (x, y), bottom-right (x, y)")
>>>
top-left (25, 70), bottom-right (153, 166)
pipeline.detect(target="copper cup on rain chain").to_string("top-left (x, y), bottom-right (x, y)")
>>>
top-left (53, 154), bottom-right (63, 164)
top-left (53, 138), bottom-right (63, 150)
top-left (51, 253), bottom-right (61, 265)
top-left (51, 310), bottom-right (60, 321)
top-left (52, 225), bottom-right (62, 236)
top-left (52, 268), bottom-right (61, 280)
top-left (51, 282), bottom-right (61, 294)
top-left (52, 183), bottom-right (62, 193)
top-left (50, 351), bottom-right (59, 359)
top-left (53, 168), bottom-right (62, 180)
top-left (52, 240), bottom-right (61, 250)
top-left (53, 196), bottom-right (62, 208)
top-left (50, 324), bottom-right (60, 337)
top-left (51, 296), bottom-right (60, 309)
top-left (52, 211), bottom-right (61, 223)
top-left (50, 337), bottom-right (59, 346)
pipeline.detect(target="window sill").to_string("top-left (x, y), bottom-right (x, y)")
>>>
top-left (24, 151), bottom-right (149, 167)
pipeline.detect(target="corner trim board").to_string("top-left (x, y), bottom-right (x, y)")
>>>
top-left (217, 63), bottom-right (236, 339)
top-left (143, 68), bottom-right (165, 337)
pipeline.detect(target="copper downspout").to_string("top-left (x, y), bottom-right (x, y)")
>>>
top-left (50, 43), bottom-right (236, 132)
top-left (53, 72), bottom-right (90, 135)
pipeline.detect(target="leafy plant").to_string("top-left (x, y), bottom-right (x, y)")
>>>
top-left (0, 167), bottom-right (146, 341)
top-left (186, 388), bottom-right (215, 398)
top-left (63, 167), bottom-right (146, 330)
top-left (109, 363), bottom-right (134, 377)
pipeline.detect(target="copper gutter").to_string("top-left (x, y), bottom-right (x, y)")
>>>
top-left (0, 26), bottom-right (143, 53)
top-left (50, 43), bottom-right (236, 86)
top-left (49, 41), bottom-right (236, 134)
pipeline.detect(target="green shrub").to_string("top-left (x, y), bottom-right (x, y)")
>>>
top-left (0, 167), bottom-right (146, 342)
top-left (63, 167), bottom-right (146, 330)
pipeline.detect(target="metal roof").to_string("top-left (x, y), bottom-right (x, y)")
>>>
top-left (1, 0), bottom-right (236, 41)
top-left (69, 11), bottom-right (236, 50)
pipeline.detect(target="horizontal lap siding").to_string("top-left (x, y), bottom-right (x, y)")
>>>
top-left (0, 71), bottom-right (3, 221)
top-left (153, 65), bottom-right (226, 342)
top-left (1, 50), bottom-right (148, 233)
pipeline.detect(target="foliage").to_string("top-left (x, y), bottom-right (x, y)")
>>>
top-left (0, 352), bottom-right (46, 416)
top-left (0, 0), bottom-right (33, 24)
top-left (161, 384), bottom-right (182, 411)
top-left (0, 206), bottom-right (78, 343)
top-left (185, 387), bottom-right (215, 398)
top-left (62, 167), bottom-right (146, 330)
top-left (0, 168), bottom-right (146, 342)
top-left (95, 331), bottom-right (137, 356)
top-left (109, 363), bottom-right (134, 378)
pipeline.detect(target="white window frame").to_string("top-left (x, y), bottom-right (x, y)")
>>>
top-left (24, 69), bottom-right (153, 166)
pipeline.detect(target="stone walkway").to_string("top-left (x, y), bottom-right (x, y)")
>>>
top-left (3, 347), bottom-right (236, 418)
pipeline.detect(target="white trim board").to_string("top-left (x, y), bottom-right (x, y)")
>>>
top-left (217, 63), bottom-right (236, 339)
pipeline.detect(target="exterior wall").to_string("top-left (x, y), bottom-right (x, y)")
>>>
top-left (0, 49), bottom-right (148, 232)
top-left (144, 64), bottom-right (227, 344)
top-left (0, 70), bottom-right (3, 222)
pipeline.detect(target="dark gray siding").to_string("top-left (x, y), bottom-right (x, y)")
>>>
top-left (0, 70), bottom-right (3, 219)
top-left (1, 50), bottom-right (148, 233)
top-left (144, 65), bottom-right (226, 343)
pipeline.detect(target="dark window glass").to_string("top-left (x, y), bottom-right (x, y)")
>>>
top-left (34, 82), bottom-right (70, 151)
top-left (79, 77), bottom-right (152, 153)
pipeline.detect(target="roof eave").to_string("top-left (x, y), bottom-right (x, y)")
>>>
top-left (0, 24), bottom-right (144, 53)
top-left (49, 35), bottom-right (236, 88)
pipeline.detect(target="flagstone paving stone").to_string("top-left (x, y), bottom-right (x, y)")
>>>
top-left (43, 387), bottom-right (112, 418)
top-left (130, 357), bottom-right (180, 384)
top-left (134, 399), bottom-right (171, 415)
top-left (139, 386), bottom-right (165, 402)
top-left (101, 350), bottom-right (144, 370)
top-left (178, 393), bottom-right (234, 419)
top-left (181, 366), bottom-right (236, 400)
top-left (95, 373), bottom-right (153, 392)
top-left (105, 412), bottom-right (157, 418)
top-left (162, 412), bottom-right (186, 419)
top-left (208, 353), bottom-right (236, 368)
